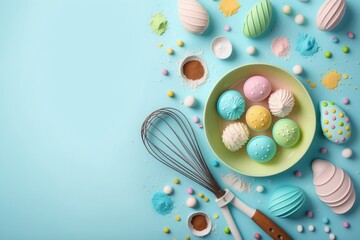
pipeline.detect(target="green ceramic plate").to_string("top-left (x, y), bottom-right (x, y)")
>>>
top-left (204, 63), bottom-right (316, 177)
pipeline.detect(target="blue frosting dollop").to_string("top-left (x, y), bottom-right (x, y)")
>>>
top-left (217, 90), bottom-right (246, 120)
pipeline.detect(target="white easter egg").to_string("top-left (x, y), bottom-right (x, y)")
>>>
top-left (178, 0), bottom-right (209, 34)
top-left (316, 0), bottom-right (346, 31)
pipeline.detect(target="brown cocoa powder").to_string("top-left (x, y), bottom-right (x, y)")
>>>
top-left (191, 214), bottom-right (208, 231)
top-left (182, 60), bottom-right (205, 80)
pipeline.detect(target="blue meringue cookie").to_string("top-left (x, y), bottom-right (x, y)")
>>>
top-left (217, 90), bottom-right (246, 120)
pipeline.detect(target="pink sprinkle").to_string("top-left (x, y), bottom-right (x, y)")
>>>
top-left (162, 69), bottom-right (169, 75)
top-left (306, 210), bottom-right (313, 218)
top-left (342, 137), bottom-right (346, 142)
top-left (324, 110), bottom-right (328, 115)
top-left (347, 32), bottom-right (355, 39)
top-left (320, 148), bottom-right (328, 154)
top-left (254, 233), bottom-right (261, 239)
top-left (335, 140), bottom-right (339, 143)
top-left (271, 37), bottom-right (290, 58)
top-left (294, 170), bottom-right (302, 177)
top-left (193, 116), bottom-right (200, 123)
top-left (224, 25), bottom-right (231, 31)
top-left (343, 98), bottom-right (350, 104)
top-left (345, 117), bottom-right (350, 123)
top-left (343, 222), bottom-right (350, 228)
top-left (198, 124), bottom-right (203, 129)
top-left (332, 116), bottom-right (336, 120)
top-left (331, 125), bottom-right (335, 129)
top-left (187, 188), bottom-right (194, 194)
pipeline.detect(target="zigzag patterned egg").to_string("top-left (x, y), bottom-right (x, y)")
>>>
top-left (243, 0), bottom-right (272, 38)
top-left (320, 101), bottom-right (351, 144)
top-left (316, 0), bottom-right (346, 31)
top-left (178, 0), bottom-right (209, 34)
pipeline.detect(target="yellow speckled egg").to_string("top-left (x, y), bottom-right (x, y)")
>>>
top-left (245, 105), bottom-right (272, 131)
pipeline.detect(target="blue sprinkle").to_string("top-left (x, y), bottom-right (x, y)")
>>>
top-left (330, 36), bottom-right (339, 43)
top-left (295, 33), bottom-right (319, 57)
top-left (151, 192), bottom-right (173, 215)
top-left (211, 160), bottom-right (220, 167)
top-left (322, 217), bottom-right (329, 224)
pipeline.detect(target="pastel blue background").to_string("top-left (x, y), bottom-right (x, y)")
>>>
top-left (0, 0), bottom-right (359, 239)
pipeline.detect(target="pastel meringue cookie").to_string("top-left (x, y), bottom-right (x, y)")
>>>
top-left (269, 186), bottom-right (306, 218)
top-left (217, 90), bottom-right (246, 120)
top-left (243, 0), bottom-right (272, 38)
top-left (320, 101), bottom-right (351, 144)
top-left (245, 105), bottom-right (272, 131)
top-left (178, 0), bottom-right (210, 34)
top-left (268, 89), bottom-right (295, 117)
top-left (316, 0), bottom-right (346, 31)
top-left (222, 122), bottom-right (250, 152)
top-left (272, 119), bottom-right (301, 148)
top-left (243, 76), bottom-right (272, 101)
top-left (246, 136), bottom-right (276, 162)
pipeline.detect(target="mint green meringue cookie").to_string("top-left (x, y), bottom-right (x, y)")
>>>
top-left (243, 0), bottom-right (272, 38)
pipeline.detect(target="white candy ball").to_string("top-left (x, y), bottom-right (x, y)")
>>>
top-left (295, 14), bottom-right (305, 25)
top-left (293, 65), bottom-right (303, 75)
top-left (184, 96), bottom-right (196, 107)
top-left (247, 46), bottom-right (256, 55)
top-left (329, 233), bottom-right (336, 240)
top-left (163, 185), bottom-right (173, 195)
top-left (308, 225), bottom-right (315, 232)
top-left (297, 225), bottom-right (304, 233)
top-left (283, 5), bottom-right (292, 15)
top-left (186, 197), bottom-right (197, 208)
top-left (256, 185), bottom-right (264, 193)
top-left (342, 148), bottom-right (352, 158)
top-left (324, 226), bottom-right (330, 233)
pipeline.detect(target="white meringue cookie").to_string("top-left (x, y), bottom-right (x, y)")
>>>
top-left (222, 122), bottom-right (250, 152)
top-left (268, 89), bottom-right (295, 117)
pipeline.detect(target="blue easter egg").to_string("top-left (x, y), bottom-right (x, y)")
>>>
top-left (217, 90), bottom-right (246, 120)
top-left (246, 136), bottom-right (276, 163)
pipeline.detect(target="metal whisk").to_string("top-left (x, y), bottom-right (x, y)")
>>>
top-left (141, 107), bottom-right (292, 240)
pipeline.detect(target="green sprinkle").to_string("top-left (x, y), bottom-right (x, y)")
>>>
top-left (339, 122), bottom-right (344, 126)
top-left (224, 227), bottom-right (231, 234)
top-left (330, 101), bottom-right (335, 105)
top-left (322, 102), bottom-right (328, 107)
top-left (342, 46), bottom-right (350, 53)
top-left (324, 51), bottom-right (332, 58)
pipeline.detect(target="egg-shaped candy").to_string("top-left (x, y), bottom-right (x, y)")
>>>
top-left (320, 101), bottom-right (351, 144)
top-left (245, 105), bottom-right (272, 131)
top-left (243, 0), bottom-right (272, 38)
top-left (217, 90), bottom-right (246, 120)
top-left (178, 0), bottom-right (209, 34)
top-left (316, 0), bottom-right (346, 31)
top-left (243, 76), bottom-right (272, 102)
top-left (272, 119), bottom-right (301, 148)
top-left (269, 186), bottom-right (306, 218)
top-left (246, 136), bottom-right (276, 163)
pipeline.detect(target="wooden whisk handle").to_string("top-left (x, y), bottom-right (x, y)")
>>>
top-left (251, 210), bottom-right (292, 240)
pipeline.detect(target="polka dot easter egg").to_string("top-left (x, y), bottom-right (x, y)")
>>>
top-left (320, 101), bottom-right (351, 144)
top-left (246, 136), bottom-right (277, 163)
top-left (246, 105), bottom-right (272, 131)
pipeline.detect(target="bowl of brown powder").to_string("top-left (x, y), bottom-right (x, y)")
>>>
top-left (180, 55), bottom-right (208, 89)
top-left (187, 211), bottom-right (212, 237)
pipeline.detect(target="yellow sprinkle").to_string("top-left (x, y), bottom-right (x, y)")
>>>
top-left (346, 126), bottom-right (350, 131)
top-left (324, 128), bottom-right (328, 133)
top-left (167, 90), bottom-right (175, 98)
top-left (204, 197), bottom-right (209, 202)
top-left (213, 214), bottom-right (219, 219)
top-left (163, 227), bottom-right (170, 233)
top-left (198, 193), bottom-right (204, 198)
top-left (167, 48), bottom-right (174, 55)
top-left (157, 42), bottom-right (163, 47)
top-left (324, 120), bottom-right (329, 124)
top-left (348, 132), bottom-right (351, 137)
top-left (310, 83), bottom-right (317, 87)
top-left (185, 236), bottom-right (191, 240)
top-left (175, 216), bottom-right (181, 221)
top-left (177, 40), bottom-right (184, 47)
top-left (343, 74), bottom-right (349, 79)
top-left (327, 133), bottom-right (332, 138)
top-left (306, 79), bottom-right (311, 83)
top-left (173, 178), bottom-right (180, 184)
top-left (331, 109), bottom-right (336, 113)
top-left (339, 113), bottom-right (344, 118)
top-left (338, 130), bottom-right (343, 135)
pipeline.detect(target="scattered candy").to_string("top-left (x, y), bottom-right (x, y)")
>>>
top-left (211, 161), bottom-right (219, 167)
top-left (343, 74), bottom-right (349, 79)
top-left (204, 197), bottom-right (209, 202)
top-left (342, 148), bottom-right (352, 158)
top-left (295, 170), bottom-right (302, 178)
top-left (187, 188), bottom-right (194, 194)
top-left (158, 42), bottom-right (163, 47)
top-left (324, 226), bottom-right (330, 233)
top-left (162, 69), bottom-right (169, 75)
top-left (295, 14), bottom-right (305, 25)
top-left (256, 185), bottom-right (264, 193)
top-left (320, 147), bottom-right (328, 154)
top-left (293, 65), bottom-right (303, 75)
top-left (193, 116), bottom-right (199, 123)
top-left (163, 185), bottom-right (173, 195)
top-left (254, 233), bottom-right (261, 239)
top-left (343, 98), bottom-right (350, 104)
top-left (347, 32), bottom-right (355, 39)
top-left (186, 197), bottom-right (197, 208)
top-left (185, 236), bottom-right (190, 240)
top-left (323, 217), bottom-right (329, 224)
top-left (213, 214), bottom-right (219, 219)
top-left (282, 5), bottom-right (292, 15)
top-left (324, 51), bottom-right (332, 58)
top-left (198, 124), bottom-right (203, 129)
top-left (175, 215), bottom-right (181, 221)
top-left (247, 46), bottom-right (256, 55)
top-left (306, 210), bottom-right (313, 218)
top-left (167, 48), bottom-right (174, 55)
top-left (308, 225), bottom-right (315, 232)
top-left (330, 36), bottom-right (339, 43)
top-left (173, 178), bottom-right (180, 184)
top-left (224, 227), bottom-right (231, 234)
top-left (297, 225), bottom-right (304, 233)
top-left (177, 40), bottom-right (184, 47)
top-left (343, 221), bottom-right (350, 228)
top-left (342, 46), bottom-right (349, 53)
top-left (163, 227), bottom-right (170, 233)
top-left (184, 96), bottom-right (196, 107)
top-left (224, 25), bottom-right (231, 31)
top-left (329, 233), bottom-right (336, 240)
top-left (167, 90), bottom-right (175, 98)
top-left (198, 193), bottom-right (204, 198)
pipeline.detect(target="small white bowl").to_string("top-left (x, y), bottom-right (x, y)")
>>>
top-left (211, 36), bottom-right (233, 59)
top-left (187, 211), bottom-right (212, 237)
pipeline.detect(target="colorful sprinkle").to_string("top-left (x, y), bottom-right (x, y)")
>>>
top-left (297, 225), bottom-right (304, 233)
top-left (158, 42), bottom-right (163, 47)
top-left (186, 197), bottom-right (197, 208)
top-left (295, 14), bottom-right (305, 25)
top-left (322, 217), bottom-right (329, 224)
top-left (343, 221), bottom-right (350, 228)
top-left (167, 90), bottom-right (175, 97)
top-left (163, 185), bottom-right (173, 195)
top-left (254, 233), bottom-right (261, 239)
top-left (283, 5), bottom-right (292, 15)
top-left (193, 116), bottom-right (199, 123)
top-left (308, 225), bottom-right (315, 232)
top-left (347, 32), bottom-right (355, 39)
top-left (343, 98), bottom-right (350, 104)
top-left (185, 236), bottom-right (190, 240)
top-left (329, 233), bottom-right (336, 240)
top-left (166, 48), bottom-right (174, 55)
top-left (324, 226), bottom-right (330, 233)
top-left (293, 65), bottom-right (303, 75)
top-left (320, 148), bottom-right (328, 154)
top-left (211, 161), bottom-right (220, 167)
top-left (204, 197), bottom-right (209, 202)
top-left (224, 25), bottom-right (231, 31)
top-left (173, 178), bottom-right (180, 184)
top-left (162, 69), bottom-right (169, 75)
top-left (342, 148), bottom-right (352, 158)
top-left (224, 227), bottom-right (231, 234)
top-left (187, 188), bottom-right (194, 194)
top-left (175, 215), bottom-right (181, 221)
top-left (198, 193), bottom-right (204, 198)
top-left (342, 46), bottom-right (350, 53)
top-left (247, 46), bottom-right (256, 55)
top-left (177, 40), bottom-right (184, 47)
top-left (163, 227), bottom-right (170, 233)
top-left (213, 213), bottom-right (219, 219)
top-left (295, 170), bottom-right (302, 177)
top-left (330, 36), bottom-right (339, 43)
top-left (324, 51), bottom-right (332, 58)
top-left (256, 185), bottom-right (265, 193)
top-left (306, 210), bottom-right (313, 218)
